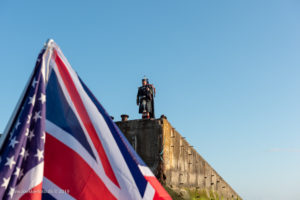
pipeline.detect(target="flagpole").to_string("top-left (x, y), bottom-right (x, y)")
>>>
top-left (0, 39), bottom-right (53, 152)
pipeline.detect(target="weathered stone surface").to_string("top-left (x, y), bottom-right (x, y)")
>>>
top-left (116, 118), bottom-right (242, 200)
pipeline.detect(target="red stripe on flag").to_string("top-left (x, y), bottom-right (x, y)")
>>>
top-left (144, 176), bottom-right (172, 200)
top-left (44, 133), bottom-right (117, 200)
top-left (53, 50), bottom-right (120, 188)
top-left (20, 182), bottom-right (42, 200)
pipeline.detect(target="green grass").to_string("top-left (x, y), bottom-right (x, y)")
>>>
top-left (163, 185), bottom-right (185, 200)
top-left (164, 186), bottom-right (242, 200)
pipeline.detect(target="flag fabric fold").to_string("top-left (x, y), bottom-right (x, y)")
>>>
top-left (0, 40), bottom-right (171, 200)
top-left (0, 48), bottom-right (47, 200)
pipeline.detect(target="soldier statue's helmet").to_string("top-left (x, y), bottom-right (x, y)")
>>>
top-left (142, 76), bottom-right (148, 82)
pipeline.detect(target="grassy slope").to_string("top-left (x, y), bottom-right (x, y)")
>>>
top-left (164, 186), bottom-right (241, 200)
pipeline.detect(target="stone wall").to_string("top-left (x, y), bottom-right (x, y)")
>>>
top-left (116, 118), bottom-right (241, 200)
top-left (161, 119), bottom-right (240, 199)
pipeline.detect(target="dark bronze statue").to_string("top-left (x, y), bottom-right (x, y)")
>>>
top-left (137, 77), bottom-right (155, 119)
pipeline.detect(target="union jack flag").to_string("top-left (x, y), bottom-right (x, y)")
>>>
top-left (0, 40), bottom-right (171, 200)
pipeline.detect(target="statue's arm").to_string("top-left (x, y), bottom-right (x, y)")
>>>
top-left (147, 87), bottom-right (153, 100)
top-left (147, 84), bottom-right (156, 97)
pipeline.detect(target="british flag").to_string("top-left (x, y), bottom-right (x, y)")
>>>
top-left (0, 40), bottom-right (172, 200)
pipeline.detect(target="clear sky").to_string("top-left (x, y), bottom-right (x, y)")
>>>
top-left (0, 1), bottom-right (300, 199)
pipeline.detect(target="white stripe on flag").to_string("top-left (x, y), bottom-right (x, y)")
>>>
top-left (13, 162), bottom-right (44, 199)
top-left (43, 177), bottom-right (75, 200)
top-left (142, 183), bottom-right (155, 200)
top-left (139, 165), bottom-right (155, 177)
top-left (45, 120), bottom-right (121, 197)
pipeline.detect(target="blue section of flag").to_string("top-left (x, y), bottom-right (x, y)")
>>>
top-left (42, 191), bottom-right (56, 200)
top-left (46, 71), bottom-right (96, 160)
top-left (79, 78), bottom-right (149, 197)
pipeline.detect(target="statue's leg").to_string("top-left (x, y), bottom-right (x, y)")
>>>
top-left (141, 99), bottom-right (149, 119)
top-left (142, 100), bottom-right (147, 112)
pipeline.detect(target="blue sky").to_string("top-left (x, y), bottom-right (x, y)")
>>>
top-left (1, 1), bottom-right (300, 199)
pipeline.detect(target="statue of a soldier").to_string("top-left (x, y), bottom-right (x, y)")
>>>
top-left (137, 77), bottom-right (156, 119)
